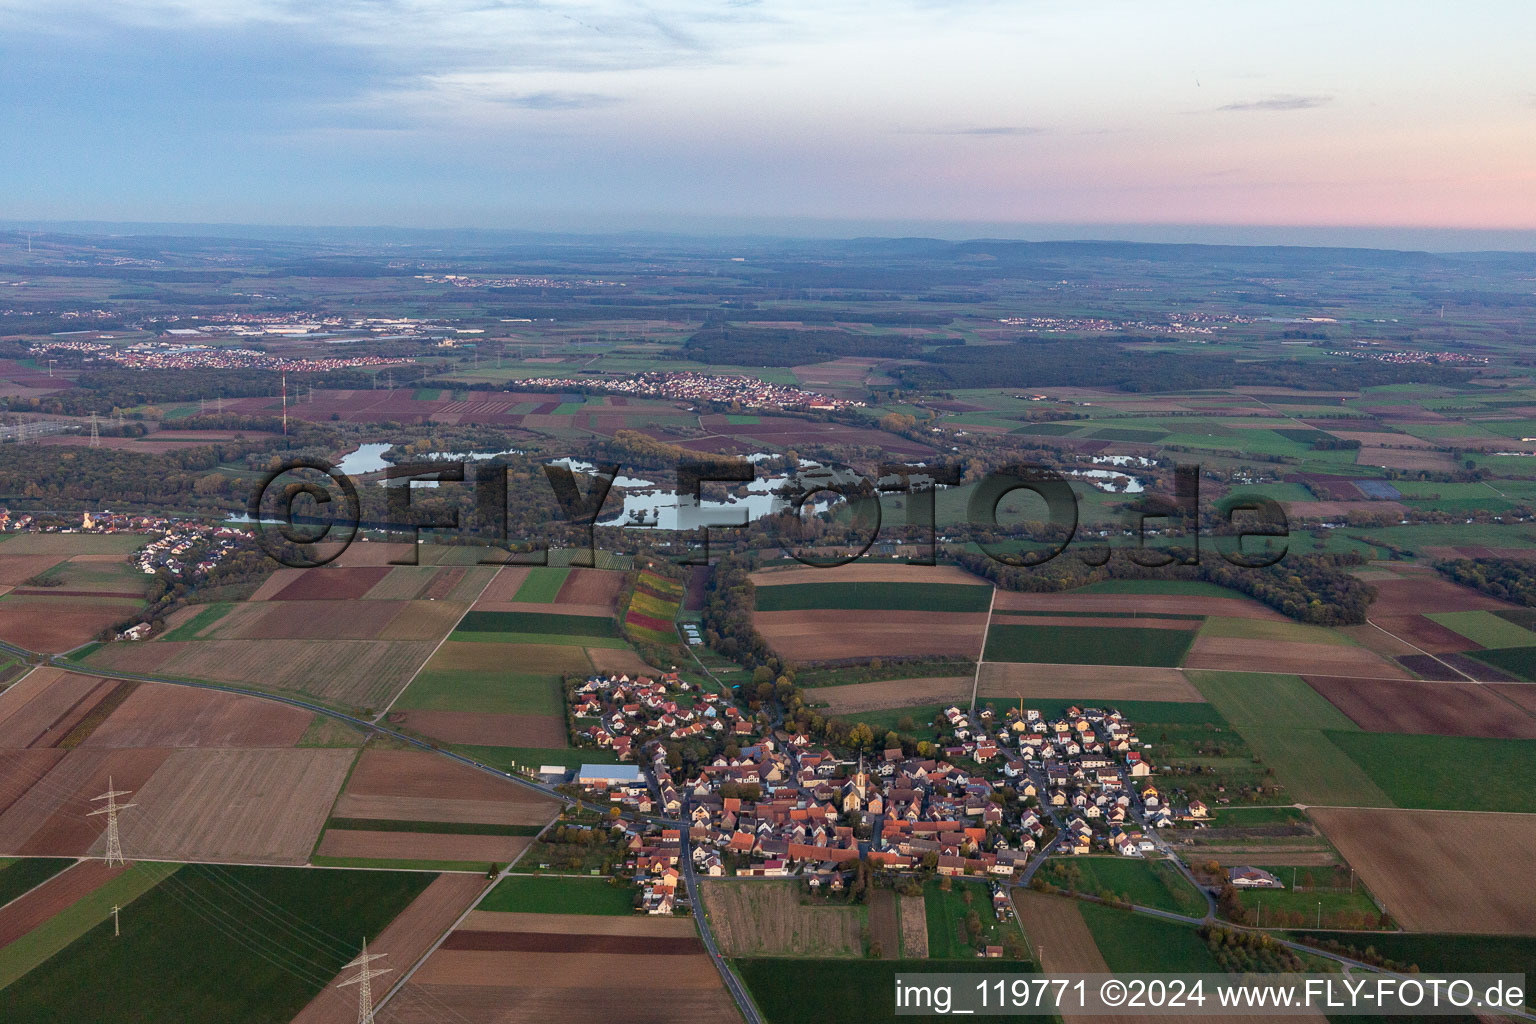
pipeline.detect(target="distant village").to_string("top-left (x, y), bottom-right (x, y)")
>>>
top-left (517, 370), bottom-right (860, 411)
top-left (30, 338), bottom-right (413, 373)
top-left (543, 669), bottom-right (1195, 914)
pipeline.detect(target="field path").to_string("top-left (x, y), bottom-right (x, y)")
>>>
top-left (968, 585), bottom-right (996, 718)
top-left (375, 569), bottom-right (498, 720)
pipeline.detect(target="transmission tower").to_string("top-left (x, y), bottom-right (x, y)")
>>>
top-left (337, 939), bottom-right (390, 1024)
top-left (88, 777), bottom-right (136, 867)
top-left (89, 412), bottom-right (100, 448)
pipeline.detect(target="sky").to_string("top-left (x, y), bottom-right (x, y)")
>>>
top-left (3, 1), bottom-right (1535, 239)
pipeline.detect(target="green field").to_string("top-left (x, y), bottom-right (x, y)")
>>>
top-left (479, 874), bottom-right (635, 915)
top-left (454, 744), bottom-right (618, 770)
top-left (1197, 616), bottom-right (1351, 646)
top-left (1, 864), bottom-right (433, 1022)
top-left (1237, 865), bottom-right (1383, 927)
top-left (984, 624), bottom-right (1195, 667)
top-left (1286, 931), bottom-right (1536, 993)
top-left (393, 669), bottom-right (564, 715)
top-left (1186, 672), bottom-right (1359, 731)
top-left (1037, 857), bottom-right (1206, 917)
top-left (512, 567), bottom-right (570, 603)
top-left (734, 959), bottom-right (1036, 1024)
top-left (1427, 610), bottom-right (1536, 649)
top-left (455, 610), bottom-right (618, 638)
top-left (1241, 728), bottom-right (1392, 807)
top-left (1325, 731), bottom-right (1536, 812)
top-left (1187, 672), bottom-right (1390, 806)
top-left (923, 879), bottom-right (1025, 959)
top-left (0, 862), bottom-right (180, 990)
top-left (1077, 902), bottom-right (1222, 973)
top-left (159, 602), bottom-right (234, 641)
top-left (0, 858), bottom-right (74, 910)
top-left (1463, 645), bottom-right (1536, 681)
top-left (754, 581), bottom-right (992, 613)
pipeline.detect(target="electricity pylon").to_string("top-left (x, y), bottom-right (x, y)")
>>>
top-left (88, 778), bottom-right (136, 867)
top-left (338, 939), bottom-right (390, 1024)
top-left (89, 412), bottom-right (100, 448)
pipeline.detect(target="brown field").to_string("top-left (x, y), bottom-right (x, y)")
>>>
top-left (1356, 448), bottom-right (1455, 472)
top-left (0, 595), bottom-right (142, 653)
top-left (1013, 890), bottom-right (1314, 1023)
top-left (1367, 570), bottom-right (1513, 616)
top-left (444, 930), bottom-right (702, 954)
top-left (755, 609), bottom-right (988, 661)
top-left (80, 681), bottom-right (312, 748)
top-left (391, 710), bottom-right (566, 747)
top-left (1490, 684), bottom-right (1536, 713)
top-left (869, 887), bottom-right (899, 959)
top-left (898, 894), bottom-right (928, 957)
top-left (700, 879), bottom-right (864, 957)
top-left (585, 646), bottom-right (657, 677)
top-left (751, 562), bottom-right (984, 586)
top-left (555, 569), bottom-right (624, 609)
top-left (112, 747), bottom-right (353, 864)
top-left (816, 677), bottom-right (975, 715)
top-left (421, 639), bottom-right (592, 677)
top-left (1182, 635), bottom-right (1409, 678)
top-left (992, 590), bottom-right (1283, 619)
top-left (1370, 614), bottom-right (1481, 653)
top-left (332, 750), bottom-right (560, 826)
top-left (289, 874), bottom-right (488, 1024)
top-left (212, 599), bottom-right (404, 640)
top-left (382, 950), bottom-right (738, 1024)
top-left (471, 599), bottom-right (614, 618)
top-left (0, 554), bottom-right (67, 586)
top-left (1013, 890), bottom-right (1105, 972)
top-left (378, 600), bottom-right (471, 642)
top-left (271, 565), bottom-right (393, 601)
top-left (1303, 676), bottom-right (1536, 738)
top-left (473, 566), bottom-right (532, 604)
top-left (248, 568), bottom-right (306, 601)
top-left (358, 566), bottom-right (436, 601)
top-left (977, 662), bottom-right (1204, 703)
top-left (0, 747), bottom-right (173, 856)
top-left (0, 668), bottom-right (115, 747)
top-left (0, 859), bottom-right (126, 948)
top-left (316, 828), bottom-right (531, 864)
top-left (992, 614), bottom-right (1197, 631)
top-left (460, 911), bottom-right (697, 936)
top-left (86, 638), bottom-right (437, 709)
top-left (328, 542), bottom-right (420, 567)
top-left (1310, 807), bottom-right (1536, 934)
top-left (0, 748), bottom-right (66, 815)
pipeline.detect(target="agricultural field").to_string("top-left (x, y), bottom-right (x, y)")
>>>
top-left (983, 622), bottom-right (1196, 667)
top-left (1186, 670), bottom-right (1392, 807)
top-left (1, 864), bottom-right (435, 1022)
top-left (734, 959), bottom-right (1035, 1024)
top-left (1308, 808), bottom-right (1536, 934)
top-left (1036, 856), bottom-right (1206, 917)
top-left (326, 750), bottom-right (562, 829)
top-left (700, 879), bottom-right (866, 957)
top-left (383, 908), bottom-right (739, 1024)
top-left (922, 879), bottom-right (1026, 958)
top-left (623, 569), bottom-right (683, 644)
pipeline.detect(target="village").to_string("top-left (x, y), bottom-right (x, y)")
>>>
top-left (543, 667), bottom-right (1202, 917)
top-left (516, 369), bottom-right (860, 411)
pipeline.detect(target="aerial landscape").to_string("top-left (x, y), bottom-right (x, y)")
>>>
top-left (2, 2), bottom-right (1535, 1022)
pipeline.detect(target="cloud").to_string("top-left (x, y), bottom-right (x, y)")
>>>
top-left (1219, 94), bottom-right (1332, 112)
top-left (503, 91), bottom-right (620, 111)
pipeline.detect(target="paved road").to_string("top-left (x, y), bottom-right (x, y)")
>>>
top-left (680, 799), bottom-right (765, 1024)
